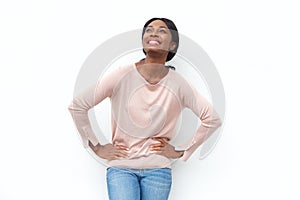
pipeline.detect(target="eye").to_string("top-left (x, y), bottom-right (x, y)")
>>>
top-left (159, 29), bottom-right (167, 33)
top-left (145, 27), bottom-right (153, 33)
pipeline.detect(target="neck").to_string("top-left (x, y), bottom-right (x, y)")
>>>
top-left (141, 53), bottom-right (167, 76)
top-left (135, 56), bottom-right (169, 84)
top-left (140, 61), bottom-right (165, 79)
top-left (144, 54), bottom-right (166, 65)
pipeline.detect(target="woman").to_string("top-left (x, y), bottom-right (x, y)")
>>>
top-left (68, 17), bottom-right (222, 200)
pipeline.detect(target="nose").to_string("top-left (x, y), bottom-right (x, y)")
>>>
top-left (150, 33), bottom-right (159, 38)
top-left (150, 29), bottom-right (160, 37)
top-left (147, 27), bottom-right (162, 37)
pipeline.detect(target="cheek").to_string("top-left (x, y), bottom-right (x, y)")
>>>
top-left (162, 37), bottom-right (172, 48)
top-left (162, 34), bottom-right (172, 43)
top-left (142, 34), bottom-right (148, 46)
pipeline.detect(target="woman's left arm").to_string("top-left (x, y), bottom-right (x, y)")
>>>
top-left (150, 77), bottom-right (222, 160)
top-left (176, 82), bottom-right (222, 161)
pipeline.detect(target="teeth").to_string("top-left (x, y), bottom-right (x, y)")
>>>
top-left (149, 40), bottom-right (159, 45)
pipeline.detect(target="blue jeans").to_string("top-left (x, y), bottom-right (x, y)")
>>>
top-left (106, 167), bottom-right (172, 200)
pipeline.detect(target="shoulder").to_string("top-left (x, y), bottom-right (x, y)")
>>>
top-left (103, 63), bottom-right (134, 77)
top-left (98, 63), bottom-right (134, 83)
top-left (167, 70), bottom-right (202, 104)
top-left (168, 69), bottom-right (194, 91)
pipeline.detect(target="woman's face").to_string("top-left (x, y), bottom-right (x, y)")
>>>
top-left (142, 20), bottom-right (176, 56)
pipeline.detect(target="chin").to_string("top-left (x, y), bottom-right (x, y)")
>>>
top-left (144, 47), bottom-right (167, 55)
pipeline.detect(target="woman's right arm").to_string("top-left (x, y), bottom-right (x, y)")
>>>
top-left (68, 66), bottom-right (126, 148)
top-left (68, 81), bottom-right (110, 148)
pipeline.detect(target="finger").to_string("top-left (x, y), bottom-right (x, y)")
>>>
top-left (152, 150), bottom-right (163, 155)
top-left (150, 143), bottom-right (165, 148)
top-left (151, 148), bottom-right (163, 152)
top-left (150, 146), bottom-right (165, 151)
top-left (116, 145), bottom-right (129, 151)
top-left (153, 137), bottom-right (167, 145)
top-left (115, 150), bottom-right (128, 158)
top-left (150, 146), bottom-right (164, 151)
top-left (114, 155), bottom-right (124, 159)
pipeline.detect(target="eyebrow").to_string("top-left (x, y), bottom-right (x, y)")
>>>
top-left (147, 25), bottom-right (168, 29)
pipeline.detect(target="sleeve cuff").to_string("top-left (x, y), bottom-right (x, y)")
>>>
top-left (81, 126), bottom-right (99, 148)
top-left (175, 140), bottom-right (198, 161)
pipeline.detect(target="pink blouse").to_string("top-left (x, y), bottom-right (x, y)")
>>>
top-left (68, 63), bottom-right (222, 169)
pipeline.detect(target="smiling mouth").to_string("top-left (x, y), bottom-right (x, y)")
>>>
top-left (148, 40), bottom-right (160, 45)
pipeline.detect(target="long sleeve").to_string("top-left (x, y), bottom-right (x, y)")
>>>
top-left (68, 66), bottom-right (125, 148)
top-left (175, 80), bottom-right (222, 161)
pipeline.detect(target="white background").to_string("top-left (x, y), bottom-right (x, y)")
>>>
top-left (1, 0), bottom-right (299, 199)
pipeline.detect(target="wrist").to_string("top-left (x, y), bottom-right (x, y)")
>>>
top-left (89, 141), bottom-right (101, 152)
top-left (176, 150), bottom-right (184, 158)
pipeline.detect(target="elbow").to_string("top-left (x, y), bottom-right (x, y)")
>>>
top-left (216, 115), bottom-right (223, 127)
top-left (202, 112), bottom-right (223, 130)
top-left (68, 100), bottom-right (75, 112)
top-left (68, 101), bottom-right (77, 118)
top-left (68, 97), bottom-right (90, 113)
top-left (68, 98), bottom-right (81, 113)
top-left (216, 118), bottom-right (222, 129)
top-left (213, 112), bottom-right (223, 129)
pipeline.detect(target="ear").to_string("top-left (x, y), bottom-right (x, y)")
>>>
top-left (169, 41), bottom-right (177, 51)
